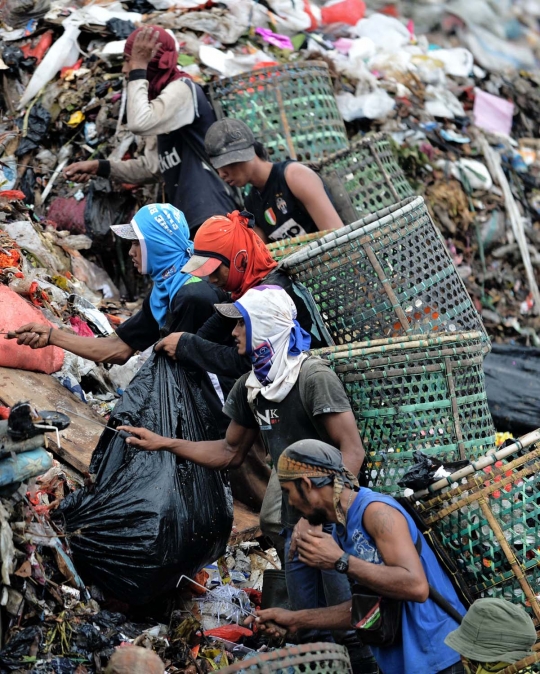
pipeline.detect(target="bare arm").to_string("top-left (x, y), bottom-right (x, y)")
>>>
top-left (10, 323), bottom-right (134, 365)
top-left (285, 163), bottom-right (343, 232)
top-left (296, 505), bottom-right (429, 603)
top-left (321, 410), bottom-right (365, 477)
top-left (118, 420), bottom-right (260, 469)
top-left (255, 601), bottom-right (352, 635)
top-left (254, 224), bottom-right (269, 243)
top-left (355, 502), bottom-right (429, 602)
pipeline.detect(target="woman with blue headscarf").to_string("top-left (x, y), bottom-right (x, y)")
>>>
top-left (11, 203), bottom-right (226, 367)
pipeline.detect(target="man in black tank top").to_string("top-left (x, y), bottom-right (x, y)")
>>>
top-left (205, 119), bottom-right (344, 243)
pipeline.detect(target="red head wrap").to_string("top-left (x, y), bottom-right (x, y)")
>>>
top-left (124, 26), bottom-right (189, 100)
top-left (193, 211), bottom-right (277, 300)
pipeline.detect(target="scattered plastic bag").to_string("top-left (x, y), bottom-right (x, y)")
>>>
top-left (55, 353), bottom-right (233, 605)
top-left (15, 104), bottom-right (51, 156)
top-left (354, 13), bottom-right (411, 49)
top-left (473, 88), bottom-right (514, 136)
top-left (0, 157), bottom-right (17, 192)
top-left (106, 18), bottom-right (136, 39)
top-left (336, 89), bottom-right (395, 121)
top-left (84, 178), bottom-right (135, 239)
top-left (398, 451), bottom-right (467, 491)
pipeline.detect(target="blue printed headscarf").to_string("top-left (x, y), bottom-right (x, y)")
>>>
top-left (131, 203), bottom-right (193, 327)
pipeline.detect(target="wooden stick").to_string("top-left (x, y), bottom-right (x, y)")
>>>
top-left (499, 651), bottom-right (540, 674)
top-left (478, 497), bottom-right (540, 623)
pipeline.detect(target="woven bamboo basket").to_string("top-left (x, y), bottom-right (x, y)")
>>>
top-left (315, 331), bottom-right (496, 494)
top-left (267, 230), bottom-right (329, 261)
top-left (281, 196), bottom-right (488, 345)
top-left (416, 431), bottom-right (540, 632)
top-left (219, 642), bottom-right (352, 673)
top-left (209, 62), bottom-right (348, 162)
top-left (312, 134), bottom-right (414, 225)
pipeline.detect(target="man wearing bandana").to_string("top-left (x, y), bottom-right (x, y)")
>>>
top-left (120, 285), bottom-right (376, 672)
top-left (256, 440), bottom-right (467, 674)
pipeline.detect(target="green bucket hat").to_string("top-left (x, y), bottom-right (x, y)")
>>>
top-left (444, 598), bottom-right (537, 663)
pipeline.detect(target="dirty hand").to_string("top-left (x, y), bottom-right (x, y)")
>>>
top-left (288, 518), bottom-right (322, 561)
top-left (255, 608), bottom-right (299, 636)
top-left (130, 27), bottom-right (162, 70)
top-left (10, 323), bottom-right (52, 349)
top-left (117, 426), bottom-right (169, 452)
top-left (154, 333), bottom-right (184, 359)
top-left (297, 529), bottom-right (343, 570)
top-left (64, 160), bottom-right (99, 183)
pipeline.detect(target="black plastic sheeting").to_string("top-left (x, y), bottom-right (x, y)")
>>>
top-left (484, 344), bottom-right (540, 434)
top-left (55, 353), bottom-right (233, 605)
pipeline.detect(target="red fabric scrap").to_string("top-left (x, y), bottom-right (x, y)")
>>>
top-left (204, 625), bottom-right (253, 641)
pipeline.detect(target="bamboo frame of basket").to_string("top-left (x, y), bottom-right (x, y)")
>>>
top-left (267, 230), bottom-right (330, 262)
top-left (410, 429), bottom-right (540, 500)
top-left (416, 434), bottom-right (540, 625)
top-left (281, 196), bottom-right (488, 344)
top-left (499, 650), bottom-right (540, 673)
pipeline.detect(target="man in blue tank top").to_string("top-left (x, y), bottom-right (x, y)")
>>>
top-left (256, 440), bottom-right (467, 674)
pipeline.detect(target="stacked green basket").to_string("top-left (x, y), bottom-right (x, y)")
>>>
top-left (281, 196), bottom-right (488, 345)
top-left (314, 332), bottom-right (496, 494)
top-left (209, 61), bottom-right (348, 162)
top-left (313, 134), bottom-right (414, 224)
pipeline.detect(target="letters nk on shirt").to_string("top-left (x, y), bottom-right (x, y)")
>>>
top-left (255, 408), bottom-right (279, 430)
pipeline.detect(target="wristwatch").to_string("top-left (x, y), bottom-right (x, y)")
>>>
top-left (334, 552), bottom-right (350, 574)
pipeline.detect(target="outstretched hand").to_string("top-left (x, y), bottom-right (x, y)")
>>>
top-left (117, 426), bottom-right (169, 451)
top-left (154, 332), bottom-right (184, 359)
top-left (8, 323), bottom-right (52, 349)
top-left (253, 608), bottom-right (299, 637)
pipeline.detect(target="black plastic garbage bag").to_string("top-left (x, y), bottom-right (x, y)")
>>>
top-left (15, 104), bottom-right (51, 156)
top-left (398, 452), bottom-right (468, 491)
top-left (55, 353), bottom-right (233, 605)
top-left (484, 344), bottom-right (540, 434)
top-left (106, 17), bottom-right (136, 39)
top-left (84, 178), bottom-right (135, 239)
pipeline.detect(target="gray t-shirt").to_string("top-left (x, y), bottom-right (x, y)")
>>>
top-left (223, 357), bottom-right (351, 528)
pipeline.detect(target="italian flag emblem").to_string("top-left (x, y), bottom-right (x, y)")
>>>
top-left (264, 208), bottom-right (277, 226)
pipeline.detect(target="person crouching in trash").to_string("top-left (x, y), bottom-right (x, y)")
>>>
top-left (9, 203), bottom-right (229, 426)
top-left (118, 285), bottom-right (377, 673)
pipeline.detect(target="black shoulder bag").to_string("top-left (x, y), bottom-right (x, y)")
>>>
top-left (351, 535), bottom-right (463, 648)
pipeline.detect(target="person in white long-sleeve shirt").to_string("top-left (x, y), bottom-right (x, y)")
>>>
top-left (64, 26), bottom-right (237, 234)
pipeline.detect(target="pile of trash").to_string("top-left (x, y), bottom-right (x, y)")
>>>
top-left (0, 0), bottom-right (538, 346)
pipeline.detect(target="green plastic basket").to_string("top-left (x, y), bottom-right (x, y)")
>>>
top-left (315, 331), bottom-right (496, 494)
top-left (281, 196), bottom-right (489, 345)
top-left (209, 61), bottom-right (348, 162)
top-left (219, 642), bottom-right (352, 673)
top-left (417, 434), bottom-right (540, 631)
top-left (313, 134), bottom-right (414, 224)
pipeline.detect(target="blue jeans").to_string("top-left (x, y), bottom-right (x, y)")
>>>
top-left (284, 527), bottom-right (378, 673)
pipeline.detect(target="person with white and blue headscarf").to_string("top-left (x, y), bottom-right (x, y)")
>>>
top-left (119, 285), bottom-right (374, 673)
